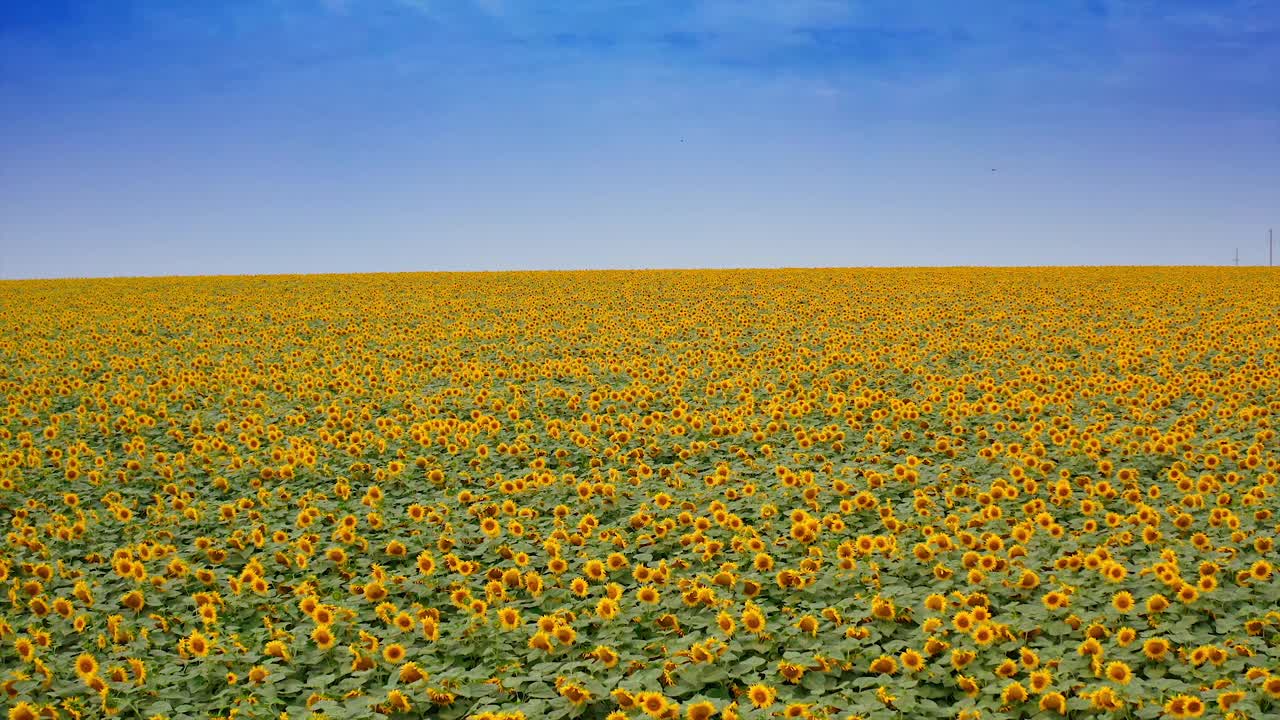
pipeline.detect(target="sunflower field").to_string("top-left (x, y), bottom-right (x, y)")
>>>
top-left (2, 267), bottom-right (1279, 720)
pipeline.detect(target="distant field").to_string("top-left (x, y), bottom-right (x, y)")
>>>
top-left (2, 268), bottom-right (1279, 720)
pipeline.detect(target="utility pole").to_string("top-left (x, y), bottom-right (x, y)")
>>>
top-left (1234, 248), bottom-right (1239, 267)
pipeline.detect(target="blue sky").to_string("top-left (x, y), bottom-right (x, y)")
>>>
top-left (1, 1), bottom-right (1277, 278)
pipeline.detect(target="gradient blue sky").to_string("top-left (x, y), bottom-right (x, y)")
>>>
top-left (2, 1), bottom-right (1277, 278)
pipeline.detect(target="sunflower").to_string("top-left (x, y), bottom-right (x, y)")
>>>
top-left (1115, 627), bottom-right (1137, 647)
top-left (1164, 695), bottom-right (1205, 719)
top-left (783, 703), bottom-right (810, 719)
top-left (900, 649), bottom-right (925, 672)
top-left (1039, 692), bottom-right (1066, 714)
top-left (127, 657), bottom-right (146, 684)
top-left (685, 700), bottom-right (716, 720)
top-left (311, 625), bottom-right (337, 650)
top-left (869, 655), bottom-right (897, 675)
top-left (1001, 682), bottom-right (1028, 704)
top-left (1176, 584), bottom-right (1199, 604)
top-left (1028, 669), bottom-right (1052, 694)
top-left (186, 631), bottom-right (211, 657)
top-left (1217, 690), bottom-right (1245, 711)
top-left (497, 607), bottom-right (521, 630)
top-left (382, 643), bottom-right (406, 664)
top-left (528, 632), bottom-right (553, 652)
top-left (1078, 638), bottom-right (1103, 657)
top-left (305, 603), bottom-right (334, 628)
top-left (716, 611), bottom-right (735, 636)
top-left (1016, 569), bottom-right (1040, 589)
top-left (611, 689), bottom-right (638, 710)
top-left (778, 661), bottom-right (806, 683)
top-left (1105, 661), bottom-right (1132, 685)
top-left (264, 640), bottom-right (289, 661)
top-left (871, 596), bottom-right (895, 620)
top-left (363, 581), bottom-right (388, 602)
top-left (636, 586), bottom-right (660, 604)
top-left (746, 684), bottom-right (776, 709)
top-left (1042, 591), bottom-right (1069, 611)
top-left (1090, 687), bottom-right (1123, 711)
top-left (75, 652), bottom-right (99, 678)
top-left (385, 689), bottom-right (412, 712)
top-left (558, 682), bottom-right (591, 705)
top-left (1142, 637), bottom-right (1170, 661)
top-left (553, 624), bottom-right (576, 645)
top-left (950, 649), bottom-right (976, 669)
top-left (415, 552), bottom-right (437, 575)
top-left (14, 637), bottom-right (35, 663)
top-left (7, 702), bottom-right (38, 720)
top-left (795, 614), bottom-right (819, 636)
top-left (392, 611), bottom-right (415, 632)
top-left (596, 597), bottom-right (620, 620)
top-left (592, 645), bottom-right (620, 668)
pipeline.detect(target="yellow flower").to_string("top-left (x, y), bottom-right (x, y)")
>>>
top-left (592, 645), bottom-right (619, 668)
top-left (1164, 694), bottom-right (1205, 718)
top-left (382, 643), bottom-right (406, 664)
top-left (1001, 682), bottom-right (1028, 704)
top-left (1105, 661), bottom-right (1132, 685)
top-left (558, 682), bottom-right (591, 705)
top-left (399, 662), bottom-right (425, 683)
top-left (1042, 591), bottom-right (1069, 611)
top-left (75, 652), bottom-right (99, 678)
top-left (1039, 692), bottom-right (1067, 714)
top-left (686, 701), bottom-right (716, 720)
top-left (900, 649), bottom-right (925, 672)
top-left (1217, 690), bottom-right (1245, 712)
top-left (1142, 637), bottom-right (1170, 661)
top-left (596, 597), bottom-right (620, 620)
top-left (385, 689), bottom-right (412, 712)
top-left (868, 655), bottom-right (897, 675)
top-left (638, 691), bottom-right (671, 716)
top-left (186, 631), bottom-right (211, 657)
top-left (747, 684), bottom-right (776, 708)
top-left (8, 702), bottom-right (39, 720)
top-left (311, 625), bottom-right (337, 650)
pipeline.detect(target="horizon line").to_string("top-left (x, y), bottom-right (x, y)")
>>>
top-left (1, 263), bottom-right (1273, 283)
